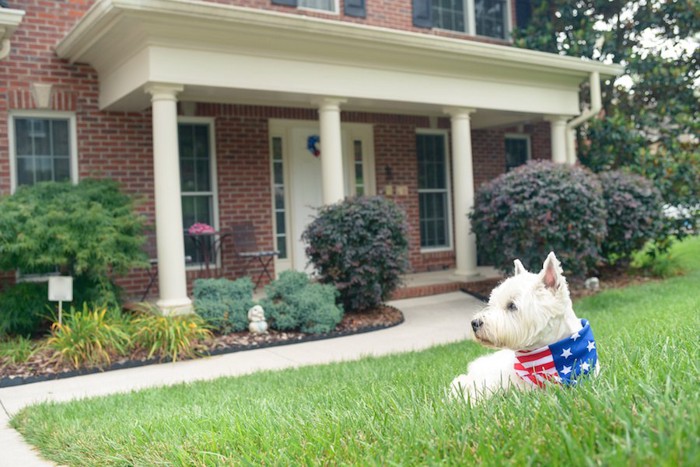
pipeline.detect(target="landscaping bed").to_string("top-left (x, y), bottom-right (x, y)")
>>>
top-left (0, 305), bottom-right (404, 388)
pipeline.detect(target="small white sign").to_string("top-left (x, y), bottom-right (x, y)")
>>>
top-left (48, 276), bottom-right (73, 302)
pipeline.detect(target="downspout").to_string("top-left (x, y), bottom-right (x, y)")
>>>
top-left (565, 71), bottom-right (602, 164)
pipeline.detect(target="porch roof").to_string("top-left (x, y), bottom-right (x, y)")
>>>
top-left (56, 0), bottom-right (624, 126)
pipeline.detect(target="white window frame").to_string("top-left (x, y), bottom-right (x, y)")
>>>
top-left (178, 116), bottom-right (220, 271)
top-left (298, 0), bottom-right (339, 15)
top-left (416, 129), bottom-right (454, 253)
top-left (8, 110), bottom-right (79, 193)
top-left (504, 133), bottom-right (531, 171)
top-left (433, 0), bottom-right (512, 40)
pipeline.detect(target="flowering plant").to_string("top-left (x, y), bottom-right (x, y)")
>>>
top-left (188, 223), bottom-right (215, 235)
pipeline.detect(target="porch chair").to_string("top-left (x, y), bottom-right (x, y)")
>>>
top-left (231, 221), bottom-right (279, 288)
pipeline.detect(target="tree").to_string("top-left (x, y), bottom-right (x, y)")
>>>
top-left (513, 0), bottom-right (699, 234)
top-left (0, 179), bottom-right (148, 305)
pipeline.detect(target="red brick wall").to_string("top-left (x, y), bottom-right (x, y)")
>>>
top-left (0, 0), bottom-right (545, 298)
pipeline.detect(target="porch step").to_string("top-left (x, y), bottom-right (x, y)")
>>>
top-left (390, 281), bottom-right (467, 300)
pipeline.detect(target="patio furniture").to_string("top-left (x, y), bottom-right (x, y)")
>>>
top-left (231, 221), bottom-right (279, 288)
top-left (185, 230), bottom-right (229, 278)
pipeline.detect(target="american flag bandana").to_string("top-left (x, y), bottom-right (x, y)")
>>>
top-left (514, 319), bottom-right (597, 388)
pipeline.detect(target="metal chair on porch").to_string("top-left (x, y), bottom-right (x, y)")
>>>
top-left (231, 221), bottom-right (279, 288)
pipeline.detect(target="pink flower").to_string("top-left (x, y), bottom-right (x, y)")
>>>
top-left (188, 223), bottom-right (215, 235)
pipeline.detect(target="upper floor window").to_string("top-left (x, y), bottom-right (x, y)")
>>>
top-left (421, 0), bottom-right (511, 40)
top-left (9, 112), bottom-right (78, 191)
top-left (273, 0), bottom-right (368, 17)
top-left (299, 0), bottom-right (337, 13)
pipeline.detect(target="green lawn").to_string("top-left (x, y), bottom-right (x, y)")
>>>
top-left (12, 237), bottom-right (700, 466)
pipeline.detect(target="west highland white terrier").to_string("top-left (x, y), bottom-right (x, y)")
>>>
top-left (451, 252), bottom-right (599, 403)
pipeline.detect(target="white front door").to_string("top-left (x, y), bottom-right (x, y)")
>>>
top-left (289, 126), bottom-right (323, 272)
top-left (270, 121), bottom-right (375, 274)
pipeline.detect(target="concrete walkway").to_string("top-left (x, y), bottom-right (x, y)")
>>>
top-left (0, 292), bottom-right (484, 467)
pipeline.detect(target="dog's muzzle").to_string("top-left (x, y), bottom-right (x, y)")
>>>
top-left (471, 319), bottom-right (483, 333)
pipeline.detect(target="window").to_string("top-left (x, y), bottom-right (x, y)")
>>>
top-left (298, 0), bottom-right (336, 13)
top-left (10, 113), bottom-right (77, 190)
top-left (505, 135), bottom-right (530, 172)
top-left (417, 133), bottom-right (452, 249)
top-left (271, 136), bottom-right (288, 259)
top-left (431, 0), bottom-right (509, 39)
top-left (353, 140), bottom-right (365, 196)
top-left (179, 121), bottom-right (217, 266)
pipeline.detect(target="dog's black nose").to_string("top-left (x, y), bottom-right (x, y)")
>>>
top-left (471, 319), bottom-right (483, 332)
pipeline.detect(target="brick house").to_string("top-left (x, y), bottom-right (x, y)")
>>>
top-left (0, 0), bottom-right (622, 313)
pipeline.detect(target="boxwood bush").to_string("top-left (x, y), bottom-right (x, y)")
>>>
top-left (598, 170), bottom-right (665, 264)
top-left (470, 160), bottom-right (607, 276)
top-left (302, 196), bottom-right (409, 312)
top-left (193, 277), bottom-right (254, 333)
top-left (260, 271), bottom-right (342, 334)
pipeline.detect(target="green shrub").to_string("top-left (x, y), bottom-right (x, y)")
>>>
top-left (193, 277), bottom-right (254, 333)
top-left (47, 304), bottom-right (131, 369)
top-left (598, 170), bottom-right (665, 264)
top-left (0, 282), bottom-right (51, 338)
top-left (470, 160), bottom-right (607, 276)
top-left (261, 271), bottom-right (343, 334)
top-left (302, 196), bottom-right (409, 312)
top-left (0, 179), bottom-right (148, 306)
top-left (130, 308), bottom-right (211, 362)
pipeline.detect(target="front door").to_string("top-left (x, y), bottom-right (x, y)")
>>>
top-left (269, 121), bottom-right (375, 274)
top-left (289, 126), bottom-right (323, 272)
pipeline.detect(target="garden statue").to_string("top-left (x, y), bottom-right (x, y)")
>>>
top-left (248, 305), bottom-right (268, 334)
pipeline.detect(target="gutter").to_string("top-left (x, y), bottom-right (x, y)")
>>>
top-left (565, 71), bottom-right (602, 164)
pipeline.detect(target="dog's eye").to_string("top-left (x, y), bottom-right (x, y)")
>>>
top-left (507, 301), bottom-right (517, 312)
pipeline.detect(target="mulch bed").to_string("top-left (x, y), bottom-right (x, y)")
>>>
top-left (0, 306), bottom-right (404, 388)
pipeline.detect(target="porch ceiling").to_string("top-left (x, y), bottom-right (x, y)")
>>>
top-left (56, 0), bottom-right (624, 119)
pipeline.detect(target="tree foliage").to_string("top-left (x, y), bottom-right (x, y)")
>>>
top-left (513, 0), bottom-right (699, 220)
top-left (0, 180), bottom-right (148, 304)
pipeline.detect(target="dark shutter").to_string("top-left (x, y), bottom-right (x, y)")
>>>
top-left (271, 0), bottom-right (298, 6)
top-left (412, 0), bottom-right (432, 28)
top-left (515, 0), bottom-right (532, 29)
top-left (345, 0), bottom-right (366, 18)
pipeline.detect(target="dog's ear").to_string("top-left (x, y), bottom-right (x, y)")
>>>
top-left (540, 252), bottom-right (563, 290)
top-left (513, 259), bottom-right (527, 276)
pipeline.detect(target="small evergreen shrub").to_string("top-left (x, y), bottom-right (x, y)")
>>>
top-left (302, 196), bottom-right (409, 312)
top-left (470, 160), bottom-right (607, 276)
top-left (193, 277), bottom-right (254, 333)
top-left (0, 282), bottom-right (51, 338)
top-left (260, 270), bottom-right (343, 334)
top-left (598, 170), bottom-right (665, 264)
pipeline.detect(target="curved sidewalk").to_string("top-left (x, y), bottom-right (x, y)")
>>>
top-left (0, 292), bottom-right (484, 467)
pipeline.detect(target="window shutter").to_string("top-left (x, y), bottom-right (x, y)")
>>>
top-left (271, 0), bottom-right (298, 6)
top-left (412, 0), bottom-right (432, 28)
top-left (344, 0), bottom-right (366, 18)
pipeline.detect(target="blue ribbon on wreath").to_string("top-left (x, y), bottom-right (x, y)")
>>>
top-left (307, 135), bottom-right (321, 157)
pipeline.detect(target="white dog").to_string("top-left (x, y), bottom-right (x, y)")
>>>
top-left (451, 252), bottom-right (599, 403)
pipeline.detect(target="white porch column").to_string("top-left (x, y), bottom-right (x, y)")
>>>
top-left (317, 98), bottom-right (346, 204)
top-left (445, 107), bottom-right (478, 278)
top-left (566, 128), bottom-right (577, 165)
top-left (546, 115), bottom-right (568, 164)
top-left (145, 83), bottom-right (192, 315)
